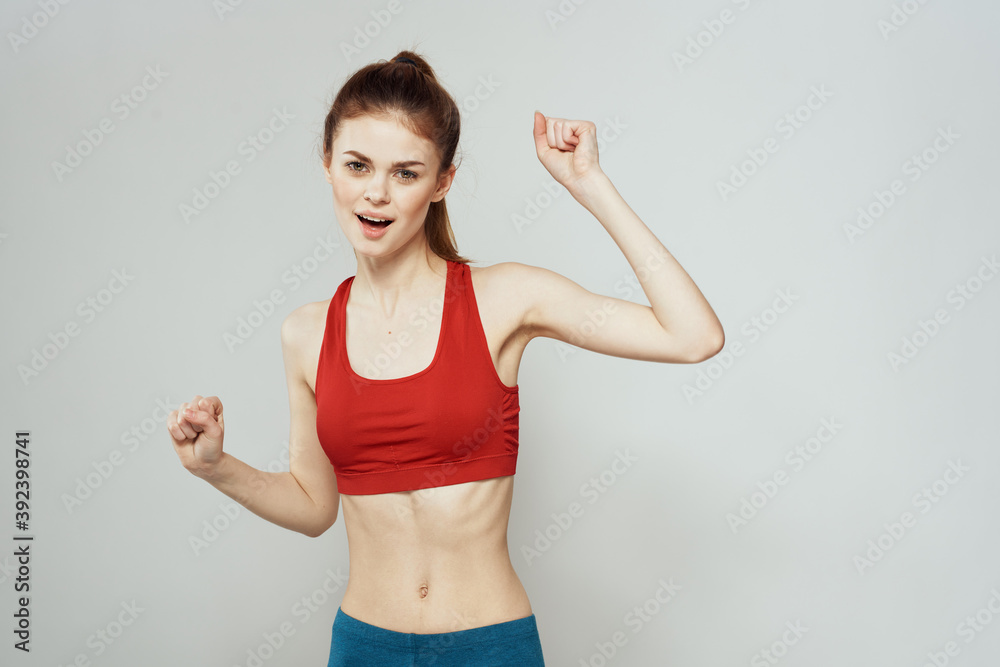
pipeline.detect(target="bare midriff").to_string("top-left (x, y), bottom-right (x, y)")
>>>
top-left (337, 474), bottom-right (532, 634)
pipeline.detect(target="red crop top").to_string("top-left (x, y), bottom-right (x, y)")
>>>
top-left (314, 259), bottom-right (520, 495)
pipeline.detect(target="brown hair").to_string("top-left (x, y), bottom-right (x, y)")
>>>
top-left (321, 50), bottom-right (472, 265)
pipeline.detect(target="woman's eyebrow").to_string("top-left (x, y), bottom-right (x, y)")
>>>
top-left (342, 150), bottom-right (425, 169)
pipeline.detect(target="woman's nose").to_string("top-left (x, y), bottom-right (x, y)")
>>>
top-left (364, 180), bottom-right (389, 203)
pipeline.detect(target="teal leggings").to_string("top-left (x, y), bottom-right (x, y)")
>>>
top-left (327, 607), bottom-right (545, 666)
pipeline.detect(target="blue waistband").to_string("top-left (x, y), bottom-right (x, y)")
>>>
top-left (333, 607), bottom-right (539, 649)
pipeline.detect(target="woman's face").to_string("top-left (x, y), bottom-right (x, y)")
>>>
top-left (324, 115), bottom-right (454, 259)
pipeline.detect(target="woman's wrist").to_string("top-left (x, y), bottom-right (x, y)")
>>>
top-left (191, 451), bottom-right (230, 483)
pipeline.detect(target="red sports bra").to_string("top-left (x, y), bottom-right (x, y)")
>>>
top-left (314, 259), bottom-right (520, 495)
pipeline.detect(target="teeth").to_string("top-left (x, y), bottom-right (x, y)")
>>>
top-left (358, 214), bottom-right (392, 223)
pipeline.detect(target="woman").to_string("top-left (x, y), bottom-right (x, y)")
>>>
top-left (168, 51), bottom-right (724, 666)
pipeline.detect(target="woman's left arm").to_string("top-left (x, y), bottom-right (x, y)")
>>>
top-left (513, 111), bottom-right (725, 364)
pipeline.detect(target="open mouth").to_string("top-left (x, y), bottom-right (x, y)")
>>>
top-left (357, 213), bottom-right (394, 227)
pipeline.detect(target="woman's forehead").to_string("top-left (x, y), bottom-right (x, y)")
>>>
top-left (334, 116), bottom-right (437, 166)
top-left (337, 115), bottom-right (420, 143)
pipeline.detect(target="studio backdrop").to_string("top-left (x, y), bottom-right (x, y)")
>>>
top-left (2, 1), bottom-right (999, 665)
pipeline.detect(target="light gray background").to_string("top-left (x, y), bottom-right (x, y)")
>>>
top-left (3, 1), bottom-right (999, 665)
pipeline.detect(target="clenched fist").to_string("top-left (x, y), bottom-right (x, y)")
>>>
top-left (168, 395), bottom-right (226, 479)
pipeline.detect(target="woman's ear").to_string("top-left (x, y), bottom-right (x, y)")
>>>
top-left (432, 164), bottom-right (457, 202)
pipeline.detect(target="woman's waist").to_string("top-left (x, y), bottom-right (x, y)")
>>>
top-left (340, 561), bottom-right (531, 633)
top-left (346, 535), bottom-right (515, 587)
top-left (339, 478), bottom-right (516, 560)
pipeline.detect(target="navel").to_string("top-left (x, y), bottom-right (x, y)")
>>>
top-left (417, 583), bottom-right (429, 599)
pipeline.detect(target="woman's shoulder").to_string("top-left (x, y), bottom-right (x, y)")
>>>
top-left (282, 268), bottom-right (358, 337)
top-left (467, 259), bottom-right (536, 284)
top-left (281, 298), bottom-right (332, 352)
top-left (467, 260), bottom-right (558, 297)
top-left (465, 261), bottom-right (551, 338)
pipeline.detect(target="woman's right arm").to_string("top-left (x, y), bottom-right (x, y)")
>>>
top-left (168, 304), bottom-right (340, 537)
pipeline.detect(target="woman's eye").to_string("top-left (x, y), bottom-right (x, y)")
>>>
top-left (345, 162), bottom-right (416, 181)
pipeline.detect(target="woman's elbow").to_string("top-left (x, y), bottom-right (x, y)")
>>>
top-left (689, 328), bottom-right (725, 363)
top-left (303, 509), bottom-right (338, 538)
